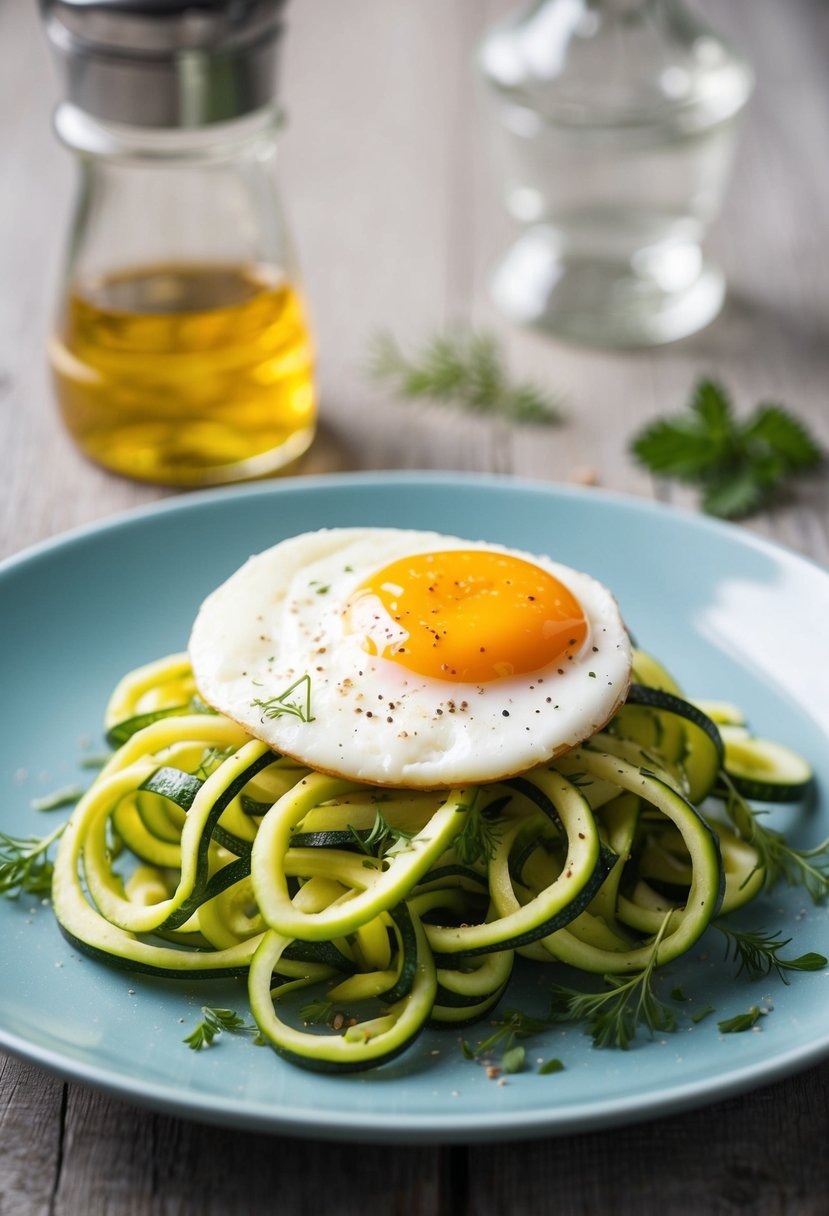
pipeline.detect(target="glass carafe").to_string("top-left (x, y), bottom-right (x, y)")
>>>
top-left (479, 0), bottom-right (753, 347)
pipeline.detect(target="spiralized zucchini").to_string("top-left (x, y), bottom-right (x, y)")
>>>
top-left (50, 650), bottom-right (814, 1073)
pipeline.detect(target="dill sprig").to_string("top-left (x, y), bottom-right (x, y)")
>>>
top-left (0, 823), bottom-right (67, 899)
top-left (370, 330), bottom-right (563, 425)
top-left (251, 673), bottom-right (315, 724)
top-left (715, 923), bottom-right (827, 985)
top-left (183, 1006), bottom-right (258, 1050)
top-left (720, 772), bottom-right (829, 902)
top-left (347, 809), bottom-right (415, 858)
top-left (453, 793), bottom-right (504, 867)
top-left (548, 914), bottom-right (676, 1050)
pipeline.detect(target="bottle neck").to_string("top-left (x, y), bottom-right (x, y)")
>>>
top-left (54, 102), bottom-right (282, 164)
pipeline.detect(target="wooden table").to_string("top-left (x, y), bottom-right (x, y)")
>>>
top-left (2, 1), bottom-right (828, 1211)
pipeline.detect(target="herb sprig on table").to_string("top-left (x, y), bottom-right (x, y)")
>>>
top-left (631, 380), bottom-right (823, 518)
top-left (370, 334), bottom-right (821, 515)
top-left (0, 824), bottom-right (67, 899)
top-left (369, 330), bottom-right (563, 425)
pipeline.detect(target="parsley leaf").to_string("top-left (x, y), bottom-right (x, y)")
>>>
top-left (183, 1006), bottom-right (258, 1050)
top-left (300, 999), bottom-right (334, 1026)
top-left (464, 1008), bottom-right (550, 1073)
top-left (502, 1045), bottom-right (526, 1074)
top-left (631, 380), bottom-right (822, 518)
top-left (691, 1005), bottom-right (716, 1024)
top-left (718, 1005), bottom-right (762, 1034)
top-left (538, 1057), bottom-right (565, 1075)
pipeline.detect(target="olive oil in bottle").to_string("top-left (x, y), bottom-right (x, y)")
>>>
top-left (50, 263), bottom-right (316, 486)
top-left (41, 0), bottom-right (314, 486)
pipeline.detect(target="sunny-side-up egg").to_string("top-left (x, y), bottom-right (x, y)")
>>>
top-left (188, 528), bottom-right (632, 788)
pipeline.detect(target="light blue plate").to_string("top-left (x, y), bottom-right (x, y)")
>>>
top-left (2, 472), bottom-right (828, 1143)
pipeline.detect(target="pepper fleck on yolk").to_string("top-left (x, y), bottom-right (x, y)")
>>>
top-left (347, 549), bottom-right (588, 683)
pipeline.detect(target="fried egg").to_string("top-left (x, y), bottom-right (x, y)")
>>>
top-left (188, 528), bottom-right (632, 787)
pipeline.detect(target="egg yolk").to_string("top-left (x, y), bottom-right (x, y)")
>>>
top-left (347, 550), bottom-right (588, 683)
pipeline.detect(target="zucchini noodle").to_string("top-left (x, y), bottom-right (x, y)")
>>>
top-left (50, 649), bottom-right (814, 1072)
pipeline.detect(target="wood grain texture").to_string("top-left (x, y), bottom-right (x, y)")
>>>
top-left (0, 1057), bottom-right (63, 1216)
top-left (468, 1062), bottom-right (829, 1216)
top-left (51, 1090), bottom-right (444, 1216)
top-left (1, 0), bottom-right (828, 1212)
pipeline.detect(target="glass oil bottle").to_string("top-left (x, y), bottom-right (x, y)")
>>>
top-left (41, 0), bottom-right (316, 486)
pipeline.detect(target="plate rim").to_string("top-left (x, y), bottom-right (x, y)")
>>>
top-left (2, 470), bottom-right (828, 1143)
top-left (3, 469), bottom-right (827, 584)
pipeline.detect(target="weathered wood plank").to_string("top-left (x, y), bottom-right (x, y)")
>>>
top-left (0, 1056), bottom-right (64, 1216)
top-left (47, 1086), bottom-right (445, 1216)
top-left (467, 1062), bottom-right (829, 1216)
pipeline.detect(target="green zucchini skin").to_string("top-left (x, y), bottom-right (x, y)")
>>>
top-left (55, 922), bottom-right (258, 980)
top-left (720, 736), bottom-right (815, 803)
top-left (50, 647), bottom-right (808, 1076)
top-left (248, 909), bottom-right (437, 1075)
top-left (107, 703), bottom-right (216, 747)
top-left (424, 771), bottom-right (614, 962)
top-left (623, 684), bottom-right (724, 802)
top-left (538, 749), bottom-right (724, 974)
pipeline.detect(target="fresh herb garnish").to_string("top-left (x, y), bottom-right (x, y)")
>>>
top-left (194, 745), bottom-right (236, 780)
top-left (370, 330), bottom-right (563, 426)
top-left (454, 793), bottom-right (503, 867)
top-left (300, 999), bottom-right (334, 1026)
top-left (183, 1006), bottom-right (258, 1050)
top-left (30, 785), bottom-right (84, 813)
top-left (347, 809), bottom-right (415, 858)
top-left (78, 754), bottom-right (111, 770)
top-left (0, 824), bottom-right (66, 898)
top-left (548, 914), bottom-right (676, 1049)
top-left (720, 772), bottom-right (829, 902)
top-left (502, 1045), bottom-right (526, 1074)
top-left (691, 1005), bottom-right (716, 1024)
top-left (715, 923), bottom-right (827, 984)
top-left (251, 673), bottom-right (315, 724)
top-left (464, 1008), bottom-right (551, 1069)
top-left (718, 1005), bottom-right (762, 1034)
top-left (538, 1057), bottom-right (565, 1075)
top-left (631, 380), bottom-right (823, 518)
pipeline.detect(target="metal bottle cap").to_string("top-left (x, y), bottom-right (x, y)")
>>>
top-left (40, 0), bottom-right (288, 128)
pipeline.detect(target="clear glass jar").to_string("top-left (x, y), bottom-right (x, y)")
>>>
top-left (49, 103), bottom-right (316, 486)
top-left (479, 0), bottom-right (753, 347)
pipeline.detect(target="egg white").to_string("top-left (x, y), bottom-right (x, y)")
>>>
top-left (188, 528), bottom-right (632, 787)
